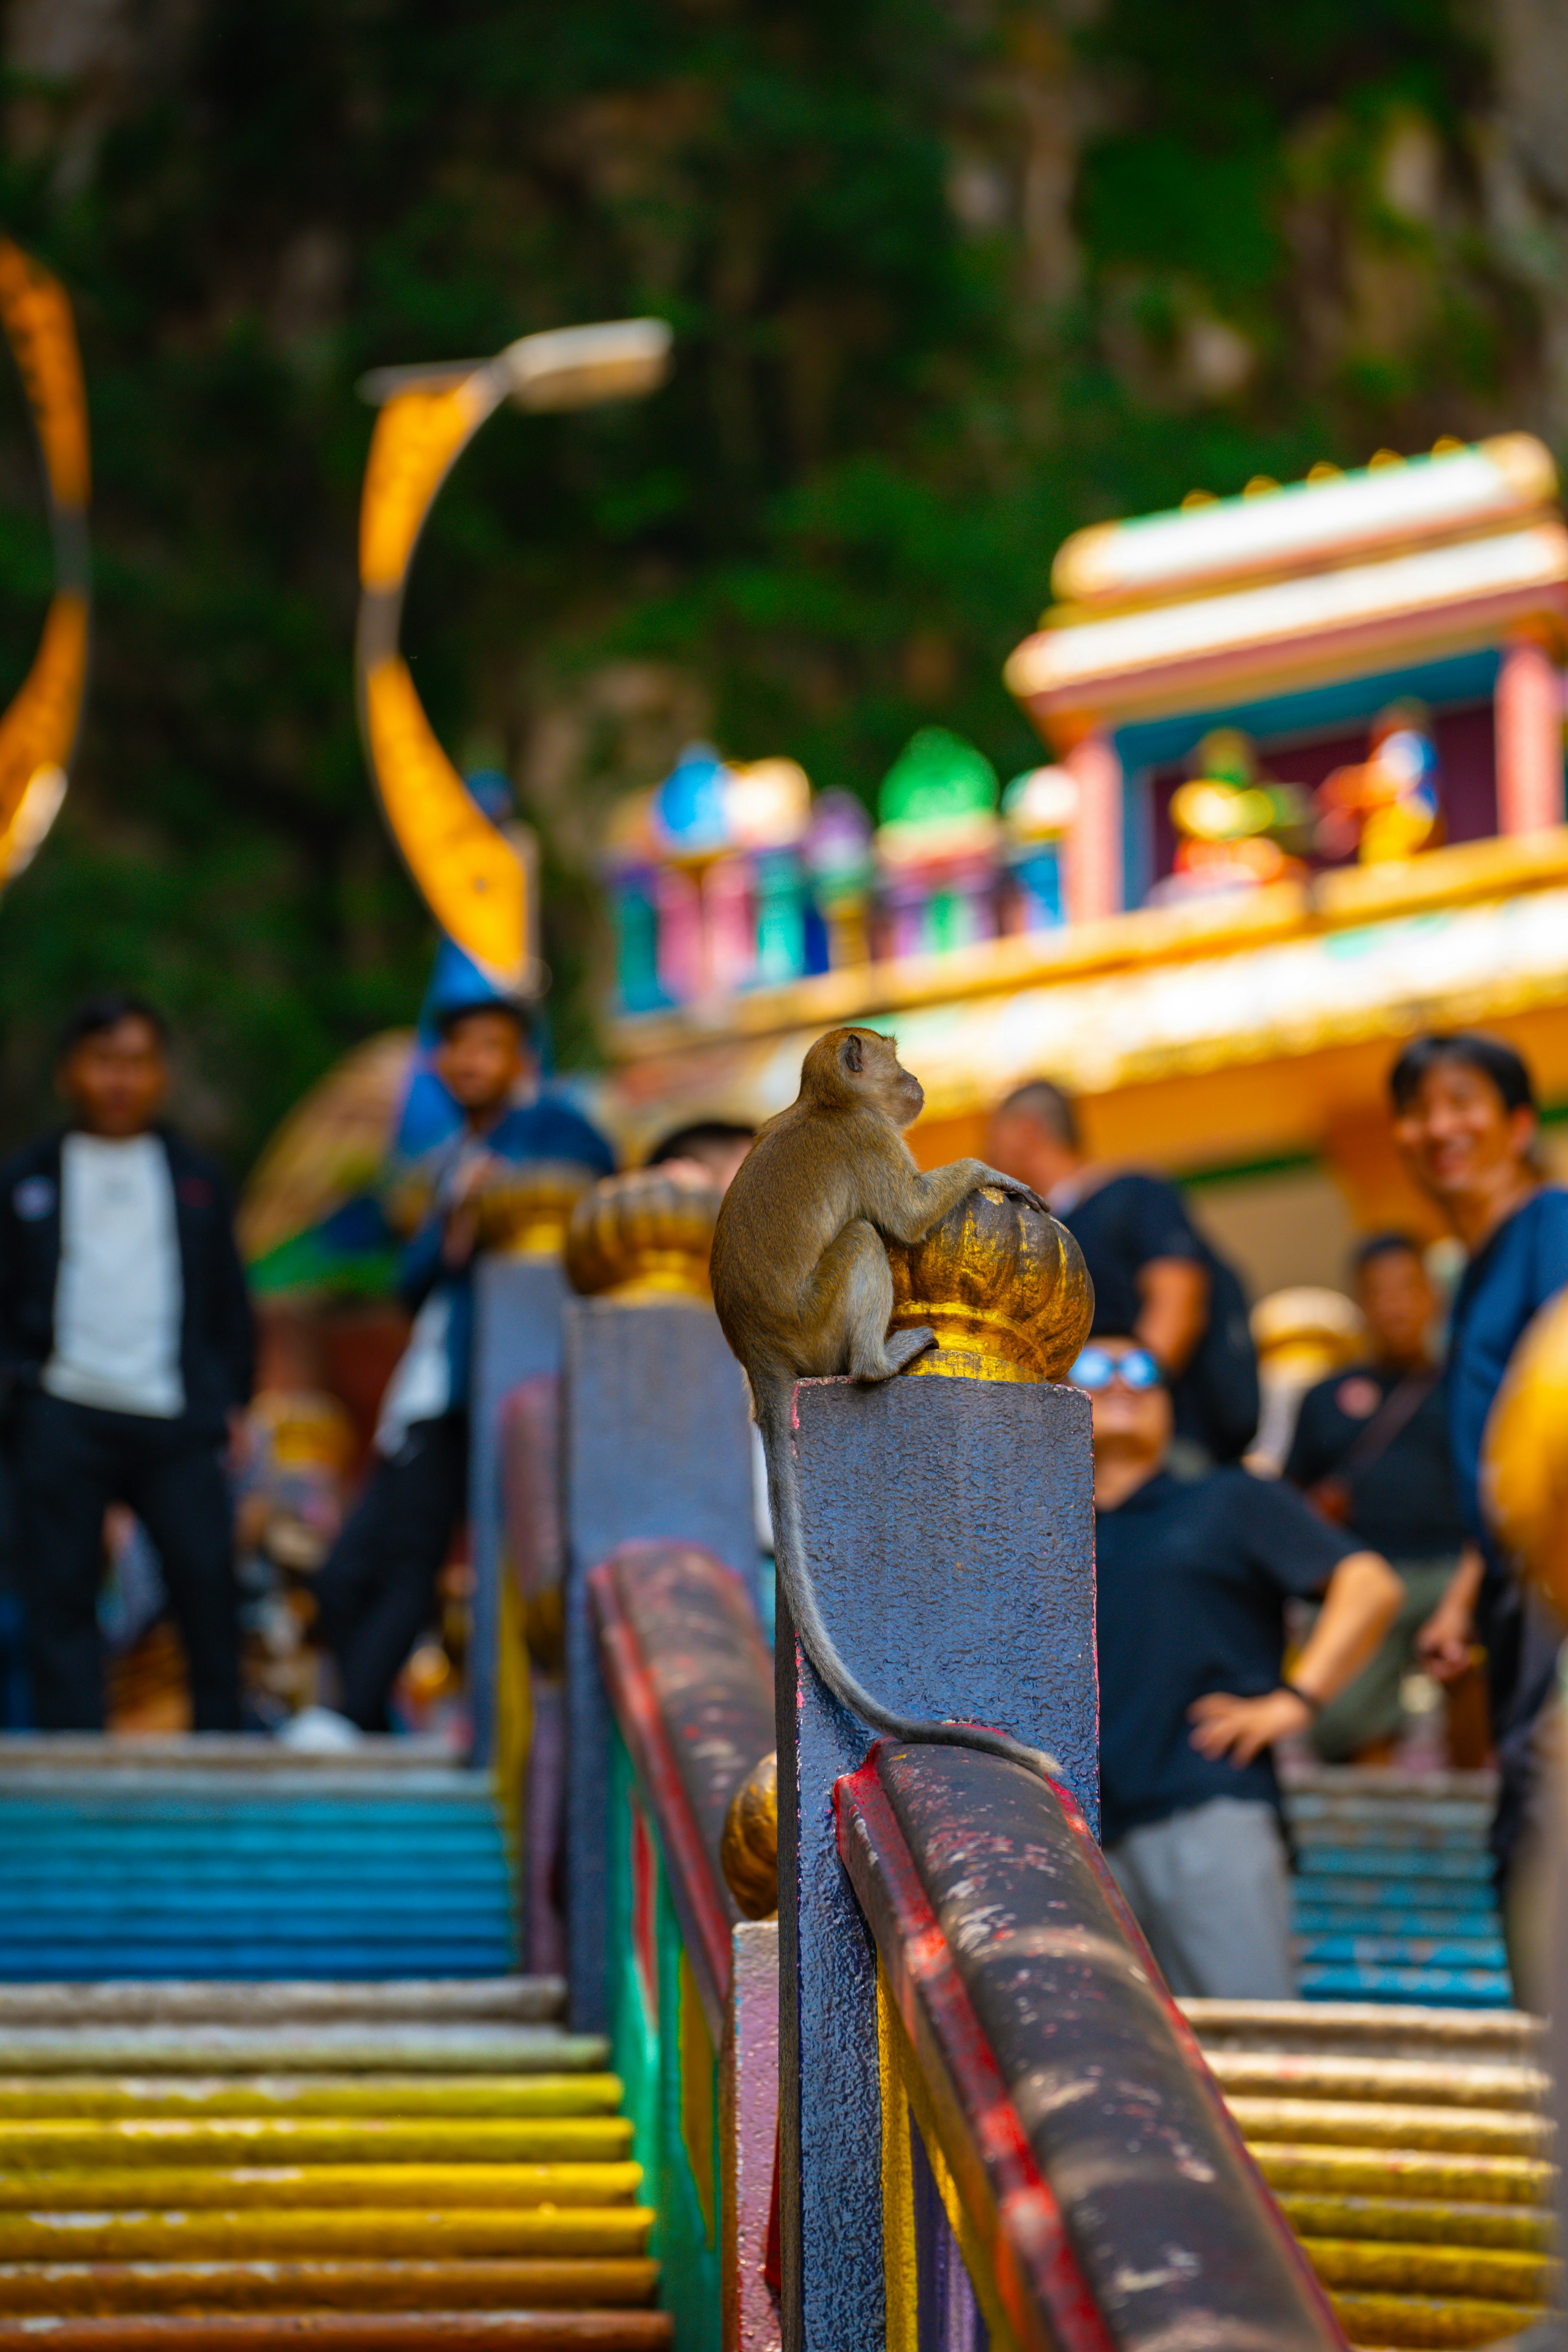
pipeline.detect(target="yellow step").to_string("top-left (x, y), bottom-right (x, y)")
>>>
top-left (0, 2076), bottom-right (626, 2120)
top-left (0, 2164), bottom-right (644, 2211)
top-left (1329, 2292), bottom-right (1549, 2349)
top-left (0, 2256), bottom-right (662, 2317)
top-left (0, 2209), bottom-right (655, 2263)
top-left (1250, 2142), bottom-right (1553, 2206)
top-left (0, 2318), bottom-right (673, 2349)
top-left (1301, 2234), bottom-right (1555, 2305)
top-left (1224, 2098), bottom-right (1550, 2159)
top-left (1206, 2051), bottom-right (1548, 2111)
top-left (1, 2118), bottom-right (632, 2167)
top-left (1275, 2193), bottom-right (1550, 2253)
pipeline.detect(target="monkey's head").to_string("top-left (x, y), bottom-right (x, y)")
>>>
top-left (802, 1027), bottom-right (924, 1128)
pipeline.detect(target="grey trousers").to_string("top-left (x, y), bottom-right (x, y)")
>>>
top-left (1105, 1794), bottom-right (1296, 2000)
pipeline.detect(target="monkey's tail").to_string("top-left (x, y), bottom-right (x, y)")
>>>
top-left (756, 1379), bottom-right (1062, 1785)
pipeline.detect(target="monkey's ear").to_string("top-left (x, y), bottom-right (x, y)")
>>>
top-left (842, 1032), bottom-right (864, 1074)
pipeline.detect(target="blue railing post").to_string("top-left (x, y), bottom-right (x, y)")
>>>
top-left (563, 1292), bottom-right (755, 2033)
top-left (777, 1372), bottom-right (1097, 2352)
top-left (468, 1254), bottom-right (570, 1773)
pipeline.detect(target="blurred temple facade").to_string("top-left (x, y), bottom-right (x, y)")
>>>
top-left (592, 435), bottom-right (1568, 1301)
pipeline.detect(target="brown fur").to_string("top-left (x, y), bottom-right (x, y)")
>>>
top-left (711, 1025), bottom-right (1040, 1391)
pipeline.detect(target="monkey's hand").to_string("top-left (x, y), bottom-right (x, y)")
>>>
top-left (974, 1166), bottom-right (1047, 1216)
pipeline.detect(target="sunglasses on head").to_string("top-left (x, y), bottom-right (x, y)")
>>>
top-left (1069, 1345), bottom-right (1164, 1393)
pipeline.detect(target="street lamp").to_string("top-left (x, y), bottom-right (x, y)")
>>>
top-left (355, 318), bottom-right (672, 990)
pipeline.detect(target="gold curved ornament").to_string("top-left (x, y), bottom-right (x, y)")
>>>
top-left (355, 319), bottom-right (671, 990)
top-left (1481, 1285), bottom-right (1568, 1621)
top-left (0, 239), bottom-right (90, 886)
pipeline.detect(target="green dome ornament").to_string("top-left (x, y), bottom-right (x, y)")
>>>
top-left (878, 727), bottom-right (1000, 829)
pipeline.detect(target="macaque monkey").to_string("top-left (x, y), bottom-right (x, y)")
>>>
top-left (711, 1025), bottom-right (1058, 1779)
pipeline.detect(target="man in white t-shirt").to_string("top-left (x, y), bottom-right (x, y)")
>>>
top-left (0, 996), bottom-right (255, 1729)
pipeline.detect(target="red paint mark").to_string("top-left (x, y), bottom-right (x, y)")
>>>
top-left (764, 2123), bottom-right (782, 2296)
top-left (630, 1790), bottom-right (658, 2022)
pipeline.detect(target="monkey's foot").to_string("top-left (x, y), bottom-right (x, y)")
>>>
top-left (881, 1324), bottom-right (938, 1375)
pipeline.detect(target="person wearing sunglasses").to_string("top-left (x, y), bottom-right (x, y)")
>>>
top-left (1078, 1336), bottom-right (1403, 1998)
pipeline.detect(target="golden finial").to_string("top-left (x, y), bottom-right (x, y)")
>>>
top-left (1243, 474), bottom-right (1280, 497)
top-left (1180, 488), bottom-right (1217, 510)
top-left (564, 1165), bottom-right (721, 1302)
top-left (472, 1161), bottom-right (601, 1258)
top-left (1481, 1288), bottom-right (1568, 1620)
top-left (885, 1184), bottom-right (1093, 1384)
top-left (1431, 436), bottom-right (1466, 455)
top-left (1368, 448), bottom-right (1406, 470)
top-left (1305, 461), bottom-right (1343, 483)
top-left (720, 1751), bottom-right (778, 1920)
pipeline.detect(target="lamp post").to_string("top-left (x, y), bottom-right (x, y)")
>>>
top-left (354, 317), bottom-right (672, 989)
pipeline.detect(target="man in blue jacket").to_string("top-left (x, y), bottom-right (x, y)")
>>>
top-left (0, 994), bottom-right (256, 1731)
top-left (310, 998), bottom-right (613, 1734)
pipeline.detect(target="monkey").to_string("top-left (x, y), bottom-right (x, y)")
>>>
top-left (710, 1025), bottom-right (1061, 1783)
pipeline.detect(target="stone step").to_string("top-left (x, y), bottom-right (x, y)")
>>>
top-left (0, 2210), bottom-right (656, 2263)
top-left (0, 2316), bottom-right (672, 2349)
top-left (0, 2117), bottom-right (636, 2166)
top-left (1202, 2050), bottom-right (1548, 2110)
top-left (0, 2165), bottom-right (645, 2212)
top-left (0, 2029), bottom-right (608, 2075)
top-left (1224, 2096), bottom-right (1551, 2159)
top-left (0, 1738), bottom-right (457, 1775)
top-left (1188, 1998), bottom-right (1555, 2348)
top-left (0, 2076), bottom-right (621, 2118)
top-left (0, 1979), bottom-right (564, 2024)
top-left (1182, 1999), bottom-right (1543, 2060)
top-left (0, 2260), bottom-right (663, 2317)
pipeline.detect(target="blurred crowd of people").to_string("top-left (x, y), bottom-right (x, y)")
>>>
top-left (981, 1033), bottom-right (1568, 2003)
top-left (0, 986), bottom-right (1563, 2011)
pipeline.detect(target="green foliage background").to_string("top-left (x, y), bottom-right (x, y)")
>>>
top-left (0, 0), bottom-right (1541, 1165)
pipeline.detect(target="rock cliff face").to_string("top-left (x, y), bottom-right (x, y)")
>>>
top-left (0, 0), bottom-right (1558, 1155)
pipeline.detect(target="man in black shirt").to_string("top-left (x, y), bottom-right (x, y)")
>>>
top-left (988, 1080), bottom-right (1257, 1466)
top-left (1285, 1232), bottom-right (1470, 1762)
top-left (1084, 1335), bottom-right (1402, 1998)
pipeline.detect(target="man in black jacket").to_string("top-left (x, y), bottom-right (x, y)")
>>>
top-left (0, 995), bottom-right (255, 1730)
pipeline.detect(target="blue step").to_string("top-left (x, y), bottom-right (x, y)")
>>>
top-left (1283, 1771), bottom-right (1511, 2008)
top-left (1298, 1962), bottom-right (1514, 2005)
top-left (0, 1758), bottom-right (518, 1982)
top-left (1295, 1933), bottom-right (1508, 1967)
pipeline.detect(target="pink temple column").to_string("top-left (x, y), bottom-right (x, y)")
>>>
top-left (722, 1918), bottom-right (781, 2352)
top-left (1494, 638), bottom-right (1566, 836)
top-left (1061, 726), bottom-right (1123, 921)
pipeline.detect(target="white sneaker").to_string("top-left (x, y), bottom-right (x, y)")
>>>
top-left (276, 1705), bottom-right (363, 1751)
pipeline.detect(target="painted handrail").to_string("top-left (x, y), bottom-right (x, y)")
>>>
top-left (589, 1540), bottom-right (777, 2352)
top-left (588, 1540), bottom-right (773, 2038)
top-left (836, 1735), bottom-right (1351, 2352)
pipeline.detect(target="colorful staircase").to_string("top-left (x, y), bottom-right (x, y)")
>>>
top-left (0, 1741), bottom-right (517, 1981)
top-left (0, 1742), bottom-right (669, 2348)
top-left (1283, 1768), bottom-right (1511, 2008)
top-left (1187, 1996), bottom-right (1553, 2349)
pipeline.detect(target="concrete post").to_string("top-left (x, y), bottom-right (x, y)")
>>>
top-left (562, 1296), bottom-right (756, 2033)
top-left (775, 1372), bottom-right (1096, 2352)
top-left (467, 1254), bottom-right (570, 1772)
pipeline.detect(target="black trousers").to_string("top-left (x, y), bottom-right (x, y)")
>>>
top-left (313, 1414), bottom-right (467, 1732)
top-left (15, 1390), bottom-right (241, 1733)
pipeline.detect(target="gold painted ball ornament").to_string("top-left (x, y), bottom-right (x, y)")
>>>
top-left (564, 1164), bottom-right (722, 1303)
top-left (886, 1183), bottom-right (1093, 1383)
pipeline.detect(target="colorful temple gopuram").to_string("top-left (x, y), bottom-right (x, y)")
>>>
top-left (598, 434), bottom-right (1568, 1292)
